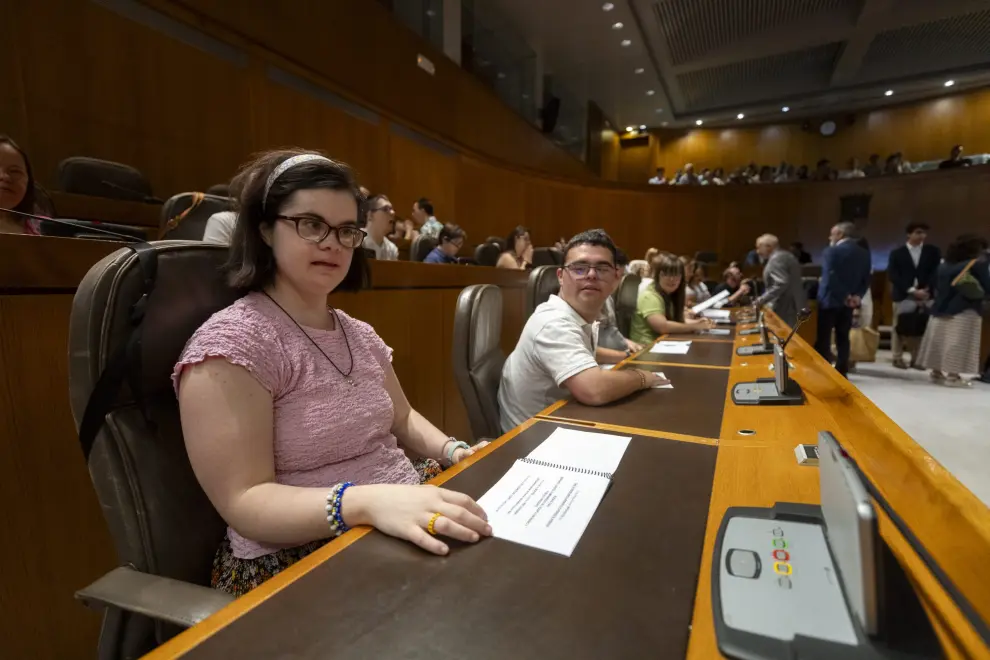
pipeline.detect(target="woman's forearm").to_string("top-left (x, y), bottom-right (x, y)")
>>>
top-left (394, 408), bottom-right (450, 461)
top-left (225, 482), bottom-right (336, 546)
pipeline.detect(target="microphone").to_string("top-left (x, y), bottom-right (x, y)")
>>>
top-left (1, 207), bottom-right (142, 242)
top-left (99, 179), bottom-right (163, 204)
top-left (779, 308), bottom-right (813, 351)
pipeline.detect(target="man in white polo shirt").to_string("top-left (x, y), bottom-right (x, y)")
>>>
top-left (498, 229), bottom-right (669, 432)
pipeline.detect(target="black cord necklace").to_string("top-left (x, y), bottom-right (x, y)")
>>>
top-left (262, 291), bottom-right (356, 386)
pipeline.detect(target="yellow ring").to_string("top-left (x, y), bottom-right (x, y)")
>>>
top-left (426, 512), bottom-right (442, 536)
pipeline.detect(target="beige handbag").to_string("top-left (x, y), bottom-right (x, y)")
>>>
top-left (849, 327), bottom-right (880, 363)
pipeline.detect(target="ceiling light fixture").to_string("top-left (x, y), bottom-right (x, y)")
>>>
top-left (602, 2), bottom-right (614, 10)
top-left (661, 121), bottom-right (669, 126)
top-left (497, 72), bottom-right (506, 79)
top-left (612, 22), bottom-right (624, 29)
top-left (695, 119), bottom-right (703, 126)
top-left (640, 125), bottom-right (646, 130)
top-left (625, 126), bottom-right (634, 132)
top-left (944, 80), bottom-right (955, 87)
top-left (634, 67), bottom-right (645, 74)
top-left (781, 106), bottom-right (790, 112)
top-left (884, 89), bottom-right (893, 96)
top-left (646, 89), bottom-right (655, 96)
top-left (656, 108), bottom-right (664, 113)
top-left (621, 39), bottom-right (632, 47)
top-left (737, 113), bottom-right (745, 119)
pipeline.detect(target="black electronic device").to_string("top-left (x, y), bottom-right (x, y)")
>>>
top-left (731, 308), bottom-right (810, 405)
top-left (1, 208), bottom-right (141, 242)
top-left (737, 309), bottom-right (774, 356)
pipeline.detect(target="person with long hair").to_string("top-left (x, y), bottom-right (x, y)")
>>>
top-left (174, 150), bottom-right (491, 596)
top-left (915, 234), bottom-right (990, 387)
top-left (686, 260), bottom-right (711, 305)
top-left (496, 225), bottom-right (533, 269)
top-left (629, 252), bottom-right (713, 345)
top-left (0, 136), bottom-right (41, 235)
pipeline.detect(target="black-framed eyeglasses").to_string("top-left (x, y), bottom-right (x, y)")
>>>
top-left (563, 262), bottom-right (616, 278)
top-left (371, 204), bottom-right (394, 214)
top-left (277, 215), bottom-right (366, 248)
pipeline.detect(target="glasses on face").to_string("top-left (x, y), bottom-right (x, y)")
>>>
top-left (564, 262), bottom-right (616, 278)
top-left (372, 204), bottom-right (394, 214)
top-left (277, 215), bottom-right (366, 248)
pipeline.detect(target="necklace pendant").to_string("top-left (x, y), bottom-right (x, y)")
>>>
top-left (345, 376), bottom-right (355, 386)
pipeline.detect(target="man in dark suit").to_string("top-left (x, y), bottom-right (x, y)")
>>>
top-left (887, 222), bottom-right (941, 369)
top-left (815, 222), bottom-right (872, 377)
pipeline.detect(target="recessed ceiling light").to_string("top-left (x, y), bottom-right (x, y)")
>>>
top-left (625, 125), bottom-right (634, 132)
top-left (634, 67), bottom-right (645, 74)
top-left (884, 89), bottom-right (893, 96)
top-left (781, 106), bottom-right (790, 112)
top-left (944, 80), bottom-right (955, 87)
top-left (655, 108), bottom-right (664, 113)
top-left (522, 93), bottom-right (529, 99)
top-left (621, 39), bottom-right (632, 47)
top-left (497, 72), bottom-right (506, 79)
top-left (646, 89), bottom-right (655, 96)
top-left (661, 121), bottom-right (669, 126)
top-left (639, 125), bottom-right (646, 130)
top-left (612, 22), bottom-right (624, 29)
top-left (602, 2), bottom-right (614, 10)
top-left (737, 113), bottom-right (745, 119)
top-left (695, 119), bottom-right (703, 126)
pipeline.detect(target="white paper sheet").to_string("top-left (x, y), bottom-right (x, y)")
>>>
top-left (526, 427), bottom-right (631, 475)
top-left (702, 309), bottom-right (731, 320)
top-left (652, 371), bottom-right (673, 389)
top-left (690, 289), bottom-right (730, 314)
top-left (650, 341), bottom-right (691, 355)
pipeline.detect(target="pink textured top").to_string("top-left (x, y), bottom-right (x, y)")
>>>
top-left (172, 291), bottom-right (419, 559)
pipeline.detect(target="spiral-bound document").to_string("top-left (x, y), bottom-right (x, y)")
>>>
top-left (477, 428), bottom-right (631, 556)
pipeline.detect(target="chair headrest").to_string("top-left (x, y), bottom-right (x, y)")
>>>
top-left (531, 247), bottom-right (563, 267)
top-left (527, 265), bottom-right (560, 314)
top-left (159, 193), bottom-right (232, 240)
top-left (474, 243), bottom-right (502, 267)
top-left (411, 235), bottom-right (437, 262)
top-left (57, 156), bottom-right (153, 200)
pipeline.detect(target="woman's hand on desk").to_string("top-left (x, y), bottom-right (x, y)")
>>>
top-left (688, 317), bottom-right (715, 330)
top-left (452, 440), bottom-right (490, 465)
top-left (343, 484), bottom-right (492, 555)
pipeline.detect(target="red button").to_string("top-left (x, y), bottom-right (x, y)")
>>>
top-left (773, 549), bottom-right (790, 561)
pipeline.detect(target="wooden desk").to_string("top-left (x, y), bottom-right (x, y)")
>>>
top-left (0, 234), bottom-right (529, 659)
top-left (48, 191), bottom-right (162, 229)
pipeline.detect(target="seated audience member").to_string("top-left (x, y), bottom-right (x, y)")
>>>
top-left (628, 247), bottom-right (658, 280)
top-left (863, 154), bottom-right (882, 177)
top-left (710, 167), bottom-right (726, 185)
top-left (498, 230), bottom-right (668, 431)
top-left (774, 164), bottom-right (795, 183)
top-left (884, 152), bottom-right (903, 175)
top-left (916, 234), bottom-right (990, 387)
top-left (361, 194), bottom-right (399, 261)
top-left (648, 167), bottom-right (667, 185)
top-left (686, 260), bottom-right (711, 303)
top-left (388, 216), bottom-right (415, 243)
top-left (629, 252), bottom-right (713, 346)
top-left (496, 226), bottom-right (533, 269)
top-left (744, 245), bottom-right (766, 267)
top-left (753, 234), bottom-right (805, 327)
top-left (756, 165), bottom-right (774, 183)
top-left (888, 221), bottom-right (940, 369)
top-left (790, 241), bottom-right (812, 264)
top-left (412, 197), bottom-right (443, 239)
top-left (812, 159), bottom-right (835, 181)
top-left (174, 150), bottom-right (490, 595)
top-left (795, 164), bottom-right (809, 180)
top-left (597, 250), bottom-right (645, 363)
top-left (676, 163), bottom-right (698, 185)
top-left (713, 266), bottom-right (752, 305)
top-left (204, 168), bottom-right (256, 245)
top-left (840, 157), bottom-right (866, 179)
top-left (0, 135), bottom-right (41, 235)
top-left (423, 223), bottom-right (465, 264)
top-left (938, 144), bottom-right (971, 170)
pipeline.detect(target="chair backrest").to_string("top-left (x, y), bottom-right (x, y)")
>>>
top-left (474, 243), bottom-right (501, 267)
top-left (205, 183), bottom-right (230, 197)
top-left (614, 273), bottom-right (642, 337)
top-left (68, 242), bottom-right (241, 650)
top-left (410, 235), bottom-right (437, 262)
top-left (525, 265), bottom-right (560, 320)
top-left (57, 157), bottom-right (154, 201)
top-left (452, 285), bottom-right (505, 440)
top-left (159, 192), bottom-right (232, 240)
top-left (531, 247), bottom-right (563, 267)
top-left (694, 251), bottom-right (718, 264)
top-left (485, 236), bottom-right (506, 252)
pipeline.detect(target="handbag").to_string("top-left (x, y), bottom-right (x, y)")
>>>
top-left (895, 307), bottom-right (929, 337)
top-left (849, 327), bottom-right (880, 363)
top-left (951, 259), bottom-right (986, 302)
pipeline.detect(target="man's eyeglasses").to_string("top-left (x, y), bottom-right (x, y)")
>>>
top-left (563, 262), bottom-right (617, 278)
top-left (277, 215), bottom-right (366, 248)
top-left (372, 204), bottom-right (394, 214)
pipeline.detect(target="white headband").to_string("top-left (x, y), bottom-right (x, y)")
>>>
top-left (262, 154), bottom-right (335, 211)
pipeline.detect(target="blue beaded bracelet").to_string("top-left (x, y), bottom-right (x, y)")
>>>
top-left (325, 481), bottom-right (354, 537)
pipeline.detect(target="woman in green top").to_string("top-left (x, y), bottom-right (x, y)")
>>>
top-left (629, 252), bottom-right (713, 345)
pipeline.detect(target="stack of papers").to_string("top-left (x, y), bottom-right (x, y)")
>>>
top-left (702, 309), bottom-right (732, 320)
top-left (650, 341), bottom-right (691, 355)
top-left (690, 289), bottom-right (730, 314)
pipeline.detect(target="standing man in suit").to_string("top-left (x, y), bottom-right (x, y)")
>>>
top-left (815, 222), bottom-right (872, 377)
top-left (887, 222), bottom-right (941, 369)
top-left (752, 234), bottom-right (805, 327)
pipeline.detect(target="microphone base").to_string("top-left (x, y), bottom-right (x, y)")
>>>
top-left (738, 327), bottom-right (761, 336)
top-left (731, 377), bottom-right (804, 406)
top-left (736, 344), bottom-right (774, 356)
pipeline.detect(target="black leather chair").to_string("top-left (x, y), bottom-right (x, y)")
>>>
top-left (205, 183), bottom-right (230, 198)
top-left (485, 236), bottom-right (506, 252)
top-left (452, 285), bottom-right (505, 441)
top-left (410, 235), bottom-right (437, 262)
top-left (57, 157), bottom-right (158, 203)
top-left (474, 242), bottom-right (501, 267)
top-left (69, 242), bottom-right (241, 658)
top-left (525, 265), bottom-right (560, 320)
top-left (159, 192), bottom-right (231, 240)
top-left (531, 247), bottom-right (563, 267)
top-left (614, 273), bottom-right (642, 337)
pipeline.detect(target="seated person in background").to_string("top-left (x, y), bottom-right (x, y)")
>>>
top-left (938, 144), bottom-right (971, 170)
top-left (812, 159), bottom-right (835, 181)
top-left (710, 167), bottom-right (726, 185)
top-left (744, 246), bottom-right (766, 267)
top-left (361, 194), bottom-right (399, 260)
top-left (203, 167), bottom-right (255, 245)
top-left (648, 167), bottom-right (667, 185)
top-left (884, 152), bottom-right (903, 175)
top-left (0, 135), bottom-right (41, 235)
top-left (629, 252), bottom-right (713, 346)
top-left (789, 241), bottom-right (812, 264)
top-left (863, 154), bottom-right (882, 177)
top-left (840, 157), bottom-right (865, 179)
top-left (795, 164), bottom-right (809, 180)
top-left (676, 163), bottom-right (698, 185)
top-left (498, 230), bottom-right (668, 431)
top-left (686, 260), bottom-right (711, 303)
top-left (752, 233), bottom-right (805, 328)
top-left (597, 249), bottom-right (644, 364)
top-left (423, 223), bottom-right (465, 264)
top-left (496, 225), bottom-right (533, 269)
top-left (412, 197), bottom-right (443, 239)
top-left (175, 150), bottom-right (490, 596)
top-left (627, 247), bottom-right (658, 279)
top-left (713, 265), bottom-right (752, 305)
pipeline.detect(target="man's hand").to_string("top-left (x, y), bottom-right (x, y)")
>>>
top-left (913, 289), bottom-right (930, 301)
top-left (624, 338), bottom-right (644, 354)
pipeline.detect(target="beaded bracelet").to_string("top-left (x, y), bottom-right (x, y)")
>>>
top-left (325, 481), bottom-right (354, 537)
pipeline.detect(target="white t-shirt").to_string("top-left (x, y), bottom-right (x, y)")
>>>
top-left (203, 211), bottom-right (237, 245)
top-left (362, 234), bottom-right (399, 261)
top-left (498, 295), bottom-right (599, 432)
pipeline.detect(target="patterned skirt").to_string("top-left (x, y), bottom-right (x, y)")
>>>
top-left (212, 457), bottom-right (444, 597)
top-left (915, 310), bottom-right (982, 375)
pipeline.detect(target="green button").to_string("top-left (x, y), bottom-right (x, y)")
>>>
top-left (772, 538), bottom-right (787, 549)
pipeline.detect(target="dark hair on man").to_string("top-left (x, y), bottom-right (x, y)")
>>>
top-left (225, 148), bottom-right (370, 292)
top-left (439, 223), bottom-right (466, 243)
top-left (416, 197), bottom-right (434, 216)
top-left (905, 221), bottom-right (929, 234)
top-left (504, 225), bottom-right (529, 253)
top-left (562, 228), bottom-right (617, 264)
top-left (651, 252), bottom-right (686, 323)
top-left (0, 135), bottom-right (37, 214)
top-left (945, 233), bottom-right (988, 264)
top-left (614, 248), bottom-right (630, 268)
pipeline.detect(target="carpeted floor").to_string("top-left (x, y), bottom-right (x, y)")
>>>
top-left (849, 350), bottom-right (990, 506)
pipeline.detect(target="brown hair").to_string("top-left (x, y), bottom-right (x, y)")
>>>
top-left (651, 252), bottom-right (686, 323)
top-left (0, 135), bottom-right (36, 214)
top-left (225, 148), bottom-right (370, 292)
